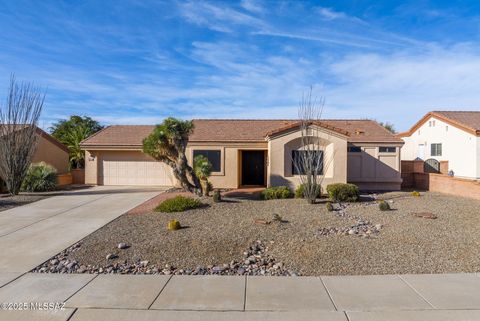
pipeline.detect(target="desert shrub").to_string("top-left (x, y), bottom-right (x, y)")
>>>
top-left (21, 162), bottom-right (57, 192)
top-left (167, 219), bottom-right (181, 230)
top-left (213, 189), bottom-right (221, 203)
top-left (272, 213), bottom-right (283, 222)
top-left (326, 201), bottom-right (334, 212)
top-left (379, 200), bottom-right (391, 211)
top-left (155, 196), bottom-right (203, 213)
top-left (326, 183), bottom-right (359, 202)
top-left (295, 183), bottom-right (321, 199)
top-left (260, 186), bottom-right (292, 200)
top-left (411, 191), bottom-right (421, 197)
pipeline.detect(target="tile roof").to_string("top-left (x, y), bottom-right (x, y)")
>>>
top-left (0, 124), bottom-right (69, 153)
top-left (80, 119), bottom-right (403, 148)
top-left (398, 111), bottom-right (480, 137)
top-left (432, 111), bottom-right (480, 132)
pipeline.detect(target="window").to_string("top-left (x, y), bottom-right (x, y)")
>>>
top-left (431, 143), bottom-right (442, 156)
top-left (348, 146), bottom-right (361, 153)
top-left (446, 125), bottom-right (449, 132)
top-left (379, 147), bottom-right (396, 153)
top-left (429, 120), bottom-right (436, 127)
top-left (193, 150), bottom-right (221, 172)
top-left (292, 150), bottom-right (323, 175)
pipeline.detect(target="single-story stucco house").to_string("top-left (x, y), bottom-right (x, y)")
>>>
top-left (80, 119), bottom-right (403, 191)
top-left (0, 126), bottom-right (70, 191)
top-left (398, 111), bottom-right (480, 179)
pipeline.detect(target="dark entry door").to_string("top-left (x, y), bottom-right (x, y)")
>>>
top-left (242, 151), bottom-right (265, 186)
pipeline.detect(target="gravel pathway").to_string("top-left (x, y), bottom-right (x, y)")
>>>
top-left (32, 191), bottom-right (480, 276)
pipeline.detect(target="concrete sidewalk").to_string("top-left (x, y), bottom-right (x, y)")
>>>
top-left (1, 273), bottom-right (480, 320)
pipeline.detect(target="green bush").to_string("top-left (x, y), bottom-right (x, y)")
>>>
top-left (411, 191), bottom-right (421, 197)
top-left (379, 200), bottom-right (391, 211)
top-left (21, 162), bottom-right (57, 192)
top-left (213, 190), bottom-right (221, 203)
top-left (326, 183), bottom-right (359, 202)
top-left (155, 196), bottom-right (203, 213)
top-left (295, 183), bottom-right (321, 199)
top-left (260, 186), bottom-right (292, 200)
top-left (326, 201), bottom-right (334, 212)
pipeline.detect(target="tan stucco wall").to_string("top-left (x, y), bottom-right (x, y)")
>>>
top-left (32, 135), bottom-right (69, 174)
top-left (84, 150), bottom-right (98, 185)
top-left (186, 142), bottom-right (268, 189)
top-left (267, 127), bottom-right (348, 191)
top-left (347, 143), bottom-right (403, 191)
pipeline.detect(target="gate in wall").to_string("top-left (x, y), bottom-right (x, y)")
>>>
top-left (424, 158), bottom-right (440, 173)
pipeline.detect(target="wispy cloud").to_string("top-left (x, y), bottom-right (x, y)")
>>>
top-left (240, 0), bottom-right (264, 13)
top-left (178, 0), bottom-right (265, 32)
top-left (1, 0), bottom-right (479, 132)
top-left (317, 7), bottom-right (347, 20)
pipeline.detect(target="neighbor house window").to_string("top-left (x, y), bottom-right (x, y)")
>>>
top-left (431, 143), bottom-right (442, 156)
top-left (292, 150), bottom-right (323, 175)
top-left (348, 146), bottom-right (361, 153)
top-left (193, 150), bottom-right (221, 172)
top-left (379, 147), bottom-right (396, 153)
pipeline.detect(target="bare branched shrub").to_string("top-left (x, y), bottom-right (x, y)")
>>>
top-left (0, 75), bottom-right (44, 195)
top-left (292, 87), bottom-right (335, 204)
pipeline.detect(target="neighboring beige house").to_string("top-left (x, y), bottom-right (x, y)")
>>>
top-left (0, 126), bottom-right (70, 191)
top-left (398, 111), bottom-right (480, 179)
top-left (80, 119), bottom-right (403, 191)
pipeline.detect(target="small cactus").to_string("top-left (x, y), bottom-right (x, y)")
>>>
top-left (272, 213), bottom-right (283, 222)
top-left (167, 219), bottom-right (181, 230)
top-left (213, 190), bottom-right (222, 203)
top-left (379, 200), bottom-right (390, 211)
top-left (411, 191), bottom-right (421, 197)
top-left (326, 201), bottom-right (334, 212)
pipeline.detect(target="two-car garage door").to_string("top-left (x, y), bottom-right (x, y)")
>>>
top-left (100, 151), bottom-right (175, 186)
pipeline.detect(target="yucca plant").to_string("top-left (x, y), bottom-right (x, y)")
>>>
top-left (193, 155), bottom-right (212, 196)
top-left (21, 162), bottom-right (57, 192)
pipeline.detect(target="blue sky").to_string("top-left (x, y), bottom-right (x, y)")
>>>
top-left (1, 0), bottom-right (480, 131)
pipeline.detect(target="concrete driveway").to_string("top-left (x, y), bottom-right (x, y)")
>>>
top-left (0, 186), bottom-right (165, 279)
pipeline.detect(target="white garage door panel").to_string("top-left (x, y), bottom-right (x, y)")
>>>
top-left (101, 152), bottom-right (174, 186)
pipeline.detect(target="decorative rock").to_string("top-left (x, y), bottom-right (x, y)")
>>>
top-left (118, 243), bottom-right (129, 249)
top-left (106, 254), bottom-right (116, 260)
top-left (212, 266), bottom-right (224, 273)
top-left (32, 240), bottom-right (297, 277)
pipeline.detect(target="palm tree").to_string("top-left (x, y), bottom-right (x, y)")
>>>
top-left (64, 125), bottom-right (92, 169)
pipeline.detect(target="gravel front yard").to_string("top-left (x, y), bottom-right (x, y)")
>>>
top-left (0, 194), bottom-right (47, 212)
top-left (34, 191), bottom-right (480, 276)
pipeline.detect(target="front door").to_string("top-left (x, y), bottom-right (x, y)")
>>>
top-left (241, 151), bottom-right (265, 186)
top-left (417, 144), bottom-right (425, 160)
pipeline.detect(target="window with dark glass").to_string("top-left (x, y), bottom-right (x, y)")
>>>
top-left (379, 147), bottom-right (396, 153)
top-left (292, 150), bottom-right (323, 175)
top-left (348, 146), bottom-right (361, 153)
top-left (193, 150), bottom-right (221, 172)
top-left (431, 143), bottom-right (442, 156)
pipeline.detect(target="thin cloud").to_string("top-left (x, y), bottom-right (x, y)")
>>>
top-left (178, 0), bottom-right (266, 32)
top-left (317, 7), bottom-right (347, 20)
top-left (240, 0), bottom-right (264, 13)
